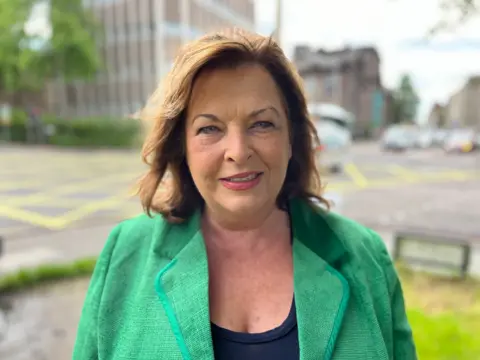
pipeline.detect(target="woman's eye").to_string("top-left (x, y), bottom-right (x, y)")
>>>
top-left (252, 121), bottom-right (274, 129)
top-left (197, 125), bottom-right (220, 135)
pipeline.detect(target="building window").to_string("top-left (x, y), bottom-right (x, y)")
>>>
top-left (324, 73), bottom-right (335, 98)
top-left (303, 76), bottom-right (317, 99)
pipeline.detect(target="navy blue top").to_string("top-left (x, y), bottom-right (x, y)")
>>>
top-left (211, 299), bottom-right (299, 359)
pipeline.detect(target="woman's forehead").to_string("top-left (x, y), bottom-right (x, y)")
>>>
top-left (187, 64), bottom-right (285, 116)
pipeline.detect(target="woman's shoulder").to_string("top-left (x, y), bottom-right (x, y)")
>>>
top-left (98, 213), bottom-right (170, 262)
top-left (112, 212), bottom-right (166, 243)
top-left (320, 210), bottom-right (388, 256)
top-left (300, 201), bottom-right (392, 269)
top-left (118, 212), bottom-right (167, 235)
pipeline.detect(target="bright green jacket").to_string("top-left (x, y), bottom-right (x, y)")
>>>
top-left (73, 198), bottom-right (417, 359)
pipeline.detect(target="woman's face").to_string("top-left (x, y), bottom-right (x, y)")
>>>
top-left (185, 64), bottom-right (291, 221)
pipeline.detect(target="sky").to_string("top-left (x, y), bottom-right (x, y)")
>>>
top-left (255, 0), bottom-right (480, 121)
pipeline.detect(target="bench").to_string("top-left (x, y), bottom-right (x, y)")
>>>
top-left (392, 230), bottom-right (472, 278)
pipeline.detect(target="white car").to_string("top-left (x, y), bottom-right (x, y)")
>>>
top-left (443, 129), bottom-right (476, 153)
top-left (309, 103), bottom-right (354, 173)
top-left (381, 126), bottom-right (415, 151)
top-left (314, 121), bottom-right (351, 172)
top-left (415, 130), bottom-right (434, 149)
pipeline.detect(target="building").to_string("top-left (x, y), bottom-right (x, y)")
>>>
top-left (445, 88), bottom-right (465, 128)
top-left (427, 103), bottom-right (446, 128)
top-left (293, 45), bottom-right (390, 138)
top-left (382, 89), bottom-right (395, 129)
top-left (444, 76), bottom-right (480, 129)
top-left (463, 76), bottom-right (480, 129)
top-left (47, 0), bottom-right (255, 118)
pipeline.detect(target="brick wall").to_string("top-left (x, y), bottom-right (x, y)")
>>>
top-left (294, 46), bottom-right (385, 137)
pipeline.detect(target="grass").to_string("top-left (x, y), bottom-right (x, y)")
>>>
top-left (0, 257), bottom-right (97, 294)
top-left (0, 259), bottom-right (478, 358)
top-left (399, 265), bottom-right (480, 359)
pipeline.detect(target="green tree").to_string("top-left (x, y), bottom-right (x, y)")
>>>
top-left (0, 0), bottom-right (34, 93)
top-left (430, 0), bottom-right (479, 34)
top-left (0, 0), bottom-right (102, 100)
top-left (392, 74), bottom-right (420, 124)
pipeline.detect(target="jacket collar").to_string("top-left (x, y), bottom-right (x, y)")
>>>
top-left (154, 198), bottom-right (350, 360)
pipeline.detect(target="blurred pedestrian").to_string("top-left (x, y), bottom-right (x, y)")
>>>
top-left (26, 105), bottom-right (45, 144)
top-left (73, 28), bottom-right (417, 360)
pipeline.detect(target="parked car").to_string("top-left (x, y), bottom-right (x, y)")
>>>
top-left (309, 103), bottom-right (354, 173)
top-left (443, 129), bottom-right (477, 153)
top-left (414, 129), bottom-right (434, 149)
top-left (381, 126), bottom-right (415, 151)
top-left (432, 129), bottom-right (449, 147)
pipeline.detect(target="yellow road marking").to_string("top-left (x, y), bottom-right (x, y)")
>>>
top-left (0, 187), bottom-right (164, 230)
top-left (325, 170), bottom-right (480, 193)
top-left (1, 160), bottom-right (479, 230)
top-left (386, 165), bottom-right (420, 182)
top-left (0, 193), bottom-right (132, 230)
top-left (57, 195), bottom-right (133, 227)
top-left (1, 172), bottom-right (140, 207)
top-left (0, 205), bottom-right (65, 229)
top-left (344, 163), bottom-right (369, 188)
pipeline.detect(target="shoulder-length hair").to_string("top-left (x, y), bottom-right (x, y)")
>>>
top-left (137, 27), bottom-right (329, 222)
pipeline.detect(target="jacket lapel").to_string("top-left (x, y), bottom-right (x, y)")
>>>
top-left (154, 199), bottom-right (351, 360)
top-left (155, 209), bottom-right (214, 360)
top-left (290, 199), bottom-right (351, 360)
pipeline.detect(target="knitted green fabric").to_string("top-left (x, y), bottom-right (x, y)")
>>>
top-left (73, 198), bottom-right (417, 360)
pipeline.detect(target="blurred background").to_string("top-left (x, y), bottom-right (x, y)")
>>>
top-left (0, 0), bottom-right (479, 359)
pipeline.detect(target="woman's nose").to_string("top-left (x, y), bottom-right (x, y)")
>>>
top-left (224, 129), bottom-right (253, 164)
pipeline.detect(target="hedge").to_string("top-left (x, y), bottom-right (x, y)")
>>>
top-left (0, 109), bottom-right (143, 148)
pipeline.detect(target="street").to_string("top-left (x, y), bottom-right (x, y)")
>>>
top-left (335, 144), bottom-right (480, 238)
top-left (1, 142), bottom-right (480, 273)
top-left (0, 146), bottom-right (145, 238)
top-left (1, 143), bottom-right (480, 237)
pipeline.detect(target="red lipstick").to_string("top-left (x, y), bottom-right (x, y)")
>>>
top-left (220, 172), bottom-right (263, 191)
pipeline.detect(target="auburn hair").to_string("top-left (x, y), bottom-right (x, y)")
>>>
top-left (137, 27), bottom-right (329, 222)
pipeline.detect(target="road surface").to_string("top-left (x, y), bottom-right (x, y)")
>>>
top-left (1, 143), bottom-right (479, 240)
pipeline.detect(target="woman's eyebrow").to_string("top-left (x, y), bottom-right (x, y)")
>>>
top-left (192, 106), bottom-right (279, 123)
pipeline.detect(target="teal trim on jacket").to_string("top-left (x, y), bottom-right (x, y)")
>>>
top-left (73, 198), bottom-right (417, 359)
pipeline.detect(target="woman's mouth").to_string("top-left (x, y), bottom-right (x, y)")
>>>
top-left (220, 172), bottom-right (263, 190)
top-left (223, 173), bottom-right (260, 182)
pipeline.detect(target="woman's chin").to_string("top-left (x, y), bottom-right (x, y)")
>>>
top-left (214, 196), bottom-right (274, 219)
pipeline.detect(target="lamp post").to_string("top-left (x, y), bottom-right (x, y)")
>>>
top-left (274, 0), bottom-right (282, 48)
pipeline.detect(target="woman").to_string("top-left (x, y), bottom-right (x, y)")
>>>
top-left (73, 28), bottom-right (417, 360)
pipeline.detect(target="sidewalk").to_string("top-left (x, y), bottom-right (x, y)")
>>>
top-left (0, 224), bottom-right (113, 275)
top-left (0, 226), bottom-right (113, 360)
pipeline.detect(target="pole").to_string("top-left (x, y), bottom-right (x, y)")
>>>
top-left (275, 0), bottom-right (282, 48)
top-left (180, 0), bottom-right (190, 45)
top-left (154, 0), bottom-right (166, 82)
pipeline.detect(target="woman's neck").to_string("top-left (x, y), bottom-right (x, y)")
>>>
top-left (201, 206), bottom-right (291, 255)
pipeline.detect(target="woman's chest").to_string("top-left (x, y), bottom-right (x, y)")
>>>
top-left (208, 253), bottom-right (294, 333)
